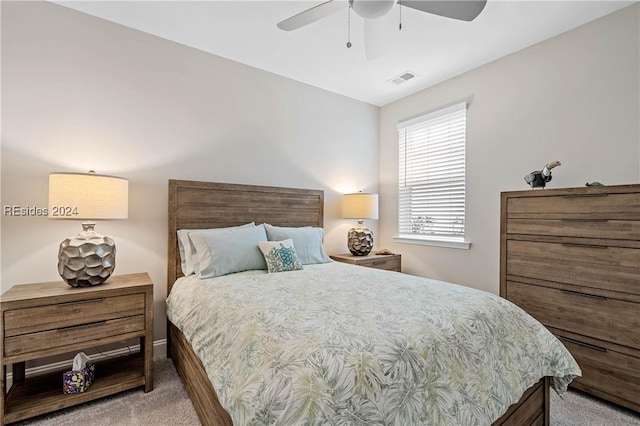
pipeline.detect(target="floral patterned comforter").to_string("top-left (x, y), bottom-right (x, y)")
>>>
top-left (166, 262), bottom-right (580, 425)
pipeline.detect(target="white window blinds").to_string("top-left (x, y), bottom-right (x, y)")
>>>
top-left (397, 101), bottom-right (467, 242)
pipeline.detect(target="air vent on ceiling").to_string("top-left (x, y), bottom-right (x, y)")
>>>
top-left (388, 71), bottom-right (416, 85)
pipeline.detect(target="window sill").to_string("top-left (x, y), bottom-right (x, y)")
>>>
top-left (393, 236), bottom-right (471, 250)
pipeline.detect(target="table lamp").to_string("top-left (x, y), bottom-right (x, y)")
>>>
top-left (342, 192), bottom-right (378, 256)
top-left (48, 171), bottom-right (128, 287)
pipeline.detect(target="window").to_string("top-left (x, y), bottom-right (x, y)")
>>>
top-left (395, 101), bottom-right (470, 249)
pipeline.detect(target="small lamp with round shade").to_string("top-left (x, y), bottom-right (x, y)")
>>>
top-left (342, 192), bottom-right (379, 256)
top-left (48, 171), bottom-right (128, 287)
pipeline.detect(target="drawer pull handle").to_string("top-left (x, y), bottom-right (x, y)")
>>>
top-left (562, 193), bottom-right (609, 198)
top-left (561, 219), bottom-right (608, 223)
top-left (371, 261), bottom-right (386, 265)
top-left (561, 243), bottom-right (607, 249)
top-left (560, 289), bottom-right (607, 300)
top-left (559, 336), bottom-right (607, 352)
top-left (57, 321), bottom-right (106, 332)
top-left (57, 298), bottom-right (105, 307)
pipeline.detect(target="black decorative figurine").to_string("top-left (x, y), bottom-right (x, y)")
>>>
top-left (524, 161), bottom-right (561, 189)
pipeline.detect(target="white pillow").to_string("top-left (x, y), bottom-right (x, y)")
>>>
top-left (190, 224), bottom-right (268, 278)
top-left (258, 239), bottom-right (304, 273)
top-left (264, 224), bottom-right (331, 265)
top-left (177, 223), bottom-right (254, 275)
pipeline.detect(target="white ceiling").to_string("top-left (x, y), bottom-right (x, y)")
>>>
top-left (55, 1), bottom-right (635, 106)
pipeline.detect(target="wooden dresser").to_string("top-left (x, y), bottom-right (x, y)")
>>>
top-left (500, 184), bottom-right (640, 412)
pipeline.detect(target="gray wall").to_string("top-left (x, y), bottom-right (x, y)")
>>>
top-left (1, 1), bottom-right (379, 341)
top-left (379, 4), bottom-right (640, 294)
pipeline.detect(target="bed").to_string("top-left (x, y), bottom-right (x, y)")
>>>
top-left (166, 179), bottom-right (580, 425)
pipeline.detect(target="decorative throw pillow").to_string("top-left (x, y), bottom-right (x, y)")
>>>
top-left (263, 224), bottom-right (331, 265)
top-left (190, 224), bottom-right (268, 278)
top-left (178, 223), bottom-right (255, 275)
top-left (258, 239), bottom-right (304, 273)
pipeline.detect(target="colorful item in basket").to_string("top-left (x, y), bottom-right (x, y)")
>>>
top-left (63, 352), bottom-right (95, 394)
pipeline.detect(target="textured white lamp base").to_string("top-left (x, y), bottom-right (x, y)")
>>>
top-left (58, 222), bottom-right (116, 287)
top-left (347, 221), bottom-right (374, 256)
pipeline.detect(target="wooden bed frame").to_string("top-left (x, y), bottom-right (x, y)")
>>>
top-left (167, 179), bottom-right (551, 426)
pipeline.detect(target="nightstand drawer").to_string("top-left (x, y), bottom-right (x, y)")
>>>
top-left (356, 257), bottom-right (401, 271)
top-left (330, 253), bottom-right (401, 272)
top-left (3, 293), bottom-right (145, 337)
top-left (4, 315), bottom-right (145, 358)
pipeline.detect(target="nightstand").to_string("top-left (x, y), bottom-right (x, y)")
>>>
top-left (330, 253), bottom-right (401, 272)
top-left (0, 273), bottom-right (154, 425)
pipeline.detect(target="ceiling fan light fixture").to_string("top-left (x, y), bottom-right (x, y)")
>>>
top-left (350, 0), bottom-right (396, 19)
top-left (277, 0), bottom-right (488, 61)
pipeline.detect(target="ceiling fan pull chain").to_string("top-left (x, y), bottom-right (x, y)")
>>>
top-left (346, 3), bottom-right (352, 48)
top-left (399, 4), bottom-right (403, 30)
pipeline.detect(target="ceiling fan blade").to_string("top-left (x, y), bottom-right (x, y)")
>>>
top-left (364, 18), bottom-right (387, 60)
top-left (277, 0), bottom-right (344, 31)
top-left (397, 0), bottom-right (487, 22)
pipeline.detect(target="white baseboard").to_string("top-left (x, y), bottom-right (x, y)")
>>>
top-left (6, 339), bottom-right (167, 387)
top-left (154, 338), bottom-right (167, 360)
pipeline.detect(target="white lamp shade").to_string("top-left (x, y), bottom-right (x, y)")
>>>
top-left (342, 193), bottom-right (379, 220)
top-left (49, 172), bottom-right (128, 220)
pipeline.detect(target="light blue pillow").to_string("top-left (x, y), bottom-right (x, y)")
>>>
top-left (177, 223), bottom-right (254, 275)
top-left (258, 239), bottom-right (304, 273)
top-left (190, 224), bottom-right (268, 278)
top-left (264, 224), bottom-right (331, 265)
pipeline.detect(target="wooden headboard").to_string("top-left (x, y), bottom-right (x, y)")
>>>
top-left (167, 180), bottom-right (324, 293)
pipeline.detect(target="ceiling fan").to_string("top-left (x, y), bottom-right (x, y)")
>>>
top-left (277, 0), bottom-right (487, 60)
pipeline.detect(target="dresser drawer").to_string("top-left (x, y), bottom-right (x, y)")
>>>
top-left (507, 218), bottom-right (639, 241)
top-left (507, 240), bottom-right (639, 295)
top-left (556, 332), bottom-right (640, 409)
top-left (507, 192), bottom-right (640, 220)
top-left (3, 293), bottom-right (145, 337)
top-left (506, 281), bottom-right (640, 348)
top-left (4, 315), bottom-right (145, 357)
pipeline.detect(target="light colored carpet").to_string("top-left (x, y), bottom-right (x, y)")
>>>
top-left (14, 358), bottom-right (200, 426)
top-left (14, 359), bottom-right (640, 425)
top-left (551, 388), bottom-right (640, 426)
